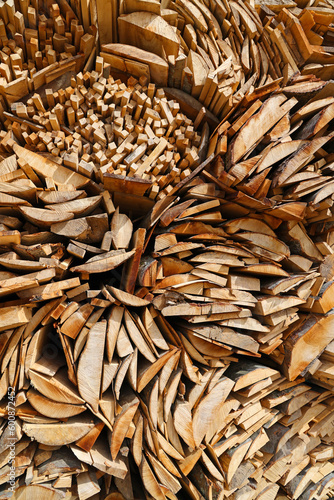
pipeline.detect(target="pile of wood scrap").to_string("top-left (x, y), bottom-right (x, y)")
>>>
top-left (149, 195), bottom-right (334, 380)
top-left (0, 0), bottom-right (95, 106)
top-left (0, 0), bottom-right (334, 499)
top-left (199, 76), bottom-right (334, 376)
top-left (91, 0), bottom-right (334, 122)
top-left (7, 68), bottom-right (212, 206)
top-left (1, 69), bottom-right (334, 498)
top-left (99, 0), bottom-right (280, 120)
top-left (258, 2), bottom-right (334, 80)
top-left (4, 359), bottom-right (334, 500)
top-left (0, 0), bottom-right (333, 124)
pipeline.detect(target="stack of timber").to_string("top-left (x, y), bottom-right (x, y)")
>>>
top-left (0, 0), bottom-right (333, 123)
top-left (99, 0), bottom-right (283, 120)
top-left (1, 71), bottom-right (334, 499)
top-left (6, 67), bottom-right (214, 205)
top-left (0, 0), bottom-right (95, 107)
top-left (0, 0), bottom-right (334, 122)
top-left (257, 1), bottom-right (334, 80)
top-left (93, 0), bottom-right (334, 121)
top-left (0, 0), bottom-right (334, 498)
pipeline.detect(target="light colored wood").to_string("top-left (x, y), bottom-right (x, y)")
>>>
top-left (118, 12), bottom-right (180, 59)
top-left (22, 416), bottom-right (95, 446)
top-left (3, 3), bottom-right (334, 499)
top-left (0, 306), bottom-right (32, 331)
top-left (228, 96), bottom-right (297, 165)
top-left (13, 144), bottom-right (89, 188)
top-left (101, 44), bottom-right (169, 85)
top-left (19, 206), bottom-right (74, 228)
top-left (283, 314), bottom-right (334, 381)
top-left (27, 389), bottom-right (86, 419)
top-left (77, 321), bottom-right (106, 412)
top-left (71, 250), bottom-right (135, 274)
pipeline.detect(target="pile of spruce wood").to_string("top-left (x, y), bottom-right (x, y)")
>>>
top-left (7, 75), bottom-right (210, 204)
top-left (1, 0), bottom-right (334, 123)
top-left (0, 0), bottom-right (334, 498)
top-left (0, 0), bottom-right (96, 107)
top-left (95, 0), bottom-right (334, 121)
top-left (0, 63), bottom-right (334, 500)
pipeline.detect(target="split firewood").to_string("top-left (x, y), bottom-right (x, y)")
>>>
top-left (8, 72), bottom-right (208, 203)
top-left (0, 0), bottom-right (333, 125)
top-left (0, 0), bottom-right (333, 498)
top-left (0, 112), bottom-right (334, 499)
top-left (93, 0), bottom-right (334, 123)
top-left (0, 0), bottom-right (94, 107)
